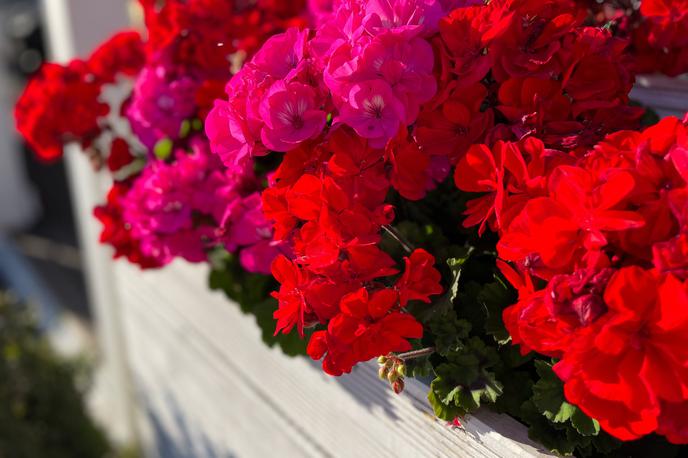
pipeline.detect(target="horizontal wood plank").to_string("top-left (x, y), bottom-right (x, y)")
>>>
top-left (115, 261), bottom-right (555, 457)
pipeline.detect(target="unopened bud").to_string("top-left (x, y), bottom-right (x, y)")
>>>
top-left (392, 379), bottom-right (405, 395)
top-left (396, 363), bottom-right (407, 378)
top-left (377, 356), bottom-right (387, 365)
top-left (378, 366), bottom-right (389, 380)
top-left (153, 138), bottom-right (173, 161)
top-left (387, 369), bottom-right (399, 384)
top-left (179, 120), bottom-right (191, 138)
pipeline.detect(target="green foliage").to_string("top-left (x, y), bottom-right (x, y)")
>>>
top-left (532, 361), bottom-right (600, 434)
top-left (478, 278), bottom-right (512, 345)
top-left (427, 309), bottom-right (471, 357)
top-left (396, 189), bottom-right (628, 457)
top-left (532, 360), bottom-right (577, 424)
top-left (0, 293), bottom-right (112, 458)
top-left (208, 249), bottom-right (307, 356)
top-left (428, 336), bottom-right (503, 420)
top-left (519, 361), bottom-right (620, 457)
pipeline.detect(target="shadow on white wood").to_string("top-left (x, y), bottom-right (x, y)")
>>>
top-left (116, 261), bottom-right (555, 458)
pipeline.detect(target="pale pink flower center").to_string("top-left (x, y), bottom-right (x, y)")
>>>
top-left (363, 95), bottom-right (386, 119)
top-left (277, 99), bottom-right (308, 129)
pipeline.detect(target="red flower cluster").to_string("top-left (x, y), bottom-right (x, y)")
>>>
top-left (637, 0), bottom-right (688, 76)
top-left (456, 116), bottom-right (688, 443)
top-left (14, 31), bottom-right (145, 161)
top-left (140, 0), bottom-right (306, 75)
top-left (416, 0), bottom-right (642, 165)
top-left (15, 61), bottom-right (111, 162)
top-left (579, 0), bottom-right (688, 76)
top-left (264, 128), bottom-right (444, 375)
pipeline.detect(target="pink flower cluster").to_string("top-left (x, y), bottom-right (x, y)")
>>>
top-left (126, 59), bottom-right (199, 149)
top-left (122, 137), bottom-right (279, 272)
top-left (207, 0), bottom-right (480, 170)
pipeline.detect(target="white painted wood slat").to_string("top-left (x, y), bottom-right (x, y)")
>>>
top-left (114, 261), bottom-right (556, 458)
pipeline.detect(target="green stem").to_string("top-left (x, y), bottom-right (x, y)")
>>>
top-left (382, 225), bottom-right (414, 254)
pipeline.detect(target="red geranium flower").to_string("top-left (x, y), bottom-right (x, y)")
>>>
top-left (554, 267), bottom-right (688, 442)
top-left (15, 61), bottom-right (108, 161)
top-left (396, 249), bottom-right (443, 307)
top-left (271, 254), bottom-right (317, 337)
top-left (307, 287), bottom-right (423, 376)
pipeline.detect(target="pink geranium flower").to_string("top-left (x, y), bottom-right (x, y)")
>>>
top-left (358, 33), bottom-right (436, 123)
top-left (260, 81), bottom-right (327, 152)
top-left (337, 79), bottom-right (405, 147)
top-left (363, 0), bottom-right (445, 37)
top-left (252, 28), bottom-right (309, 80)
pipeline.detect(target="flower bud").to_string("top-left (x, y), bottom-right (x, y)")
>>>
top-left (377, 356), bottom-right (387, 365)
top-left (179, 119), bottom-right (191, 138)
top-left (153, 138), bottom-right (173, 160)
top-left (378, 366), bottom-right (389, 380)
top-left (392, 379), bottom-right (405, 395)
top-left (396, 363), bottom-right (407, 378)
top-left (387, 369), bottom-right (399, 384)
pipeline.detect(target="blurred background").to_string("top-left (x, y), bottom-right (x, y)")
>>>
top-left (0, 0), bottom-right (88, 314)
top-left (0, 0), bottom-right (119, 456)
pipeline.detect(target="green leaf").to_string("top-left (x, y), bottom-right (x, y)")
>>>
top-left (407, 355), bottom-right (433, 378)
top-left (428, 384), bottom-right (463, 420)
top-left (521, 400), bottom-right (581, 456)
top-left (491, 369), bottom-right (533, 416)
top-left (428, 309), bottom-right (471, 356)
top-left (571, 409), bottom-right (600, 437)
top-left (414, 249), bottom-right (474, 326)
top-left (479, 279), bottom-right (513, 345)
top-left (446, 249), bottom-right (474, 300)
top-left (428, 337), bottom-right (503, 418)
top-left (532, 360), bottom-right (576, 423)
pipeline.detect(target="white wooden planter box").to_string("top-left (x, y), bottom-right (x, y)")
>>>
top-left (116, 261), bottom-right (554, 457)
top-left (41, 1), bottom-right (687, 457)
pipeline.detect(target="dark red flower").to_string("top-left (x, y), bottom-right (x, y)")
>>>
top-left (438, 5), bottom-right (493, 88)
top-left (107, 138), bottom-right (136, 172)
top-left (15, 61), bottom-right (108, 161)
top-left (386, 135), bottom-right (431, 201)
top-left (416, 83), bottom-right (492, 162)
top-left (87, 30), bottom-right (146, 83)
top-left (658, 400), bottom-right (688, 444)
top-left (271, 254), bottom-right (315, 337)
top-left (396, 249), bottom-right (444, 307)
top-left (307, 287), bottom-right (423, 375)
top-left (554, 267), bottom-right (688, 441)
